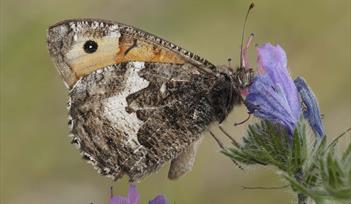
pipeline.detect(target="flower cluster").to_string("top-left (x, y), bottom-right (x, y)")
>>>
top-left (244, 43), bottom-right (324, 137)
top-left (220, 42), bottom-right (348, 204)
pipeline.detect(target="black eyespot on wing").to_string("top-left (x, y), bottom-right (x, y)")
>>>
top-left (83, 40), bottom-right (98, 53)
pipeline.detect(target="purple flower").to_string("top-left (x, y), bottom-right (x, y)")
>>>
top-left (149, 195), bottom-right (169, 204)
top-left (294, 77), bottom-right (325, 137)
top-left (245, 43), bottom-right (301, 135)
top-left (109, 184), bottom-right (140, 204)
top-left (109, 184), bottom-right (168, 204)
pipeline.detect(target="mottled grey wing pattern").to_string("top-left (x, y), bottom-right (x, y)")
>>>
top-left (68, 61), bottom-right (232, 181)
top-left (47, 19), bottom-right (249, 182)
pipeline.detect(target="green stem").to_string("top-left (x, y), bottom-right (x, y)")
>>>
top-left (295, 169), bottom-right (307, 204)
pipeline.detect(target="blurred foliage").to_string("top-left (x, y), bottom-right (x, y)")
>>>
top-left (1, 0), bottom-right (350, 204)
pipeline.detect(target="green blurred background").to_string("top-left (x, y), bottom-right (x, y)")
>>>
top-left (1, 0), bottom-right (350, 203)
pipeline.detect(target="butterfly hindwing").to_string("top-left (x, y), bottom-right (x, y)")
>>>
top-left (68, 61), bottom-right (224, 180)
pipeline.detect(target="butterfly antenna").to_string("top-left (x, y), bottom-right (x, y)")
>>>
top-left (240, 3), bottom-right (255, 68)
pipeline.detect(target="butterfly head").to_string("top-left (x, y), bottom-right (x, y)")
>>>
top-left (233, 67), bottom-right (255, 90)
top-left (47, 19), bottom-right (122, 88)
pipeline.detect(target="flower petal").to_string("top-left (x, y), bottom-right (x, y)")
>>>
top-left (109, 196), bottom-right (129, 204)
top-left (127, 184), bottom-right (140, 204)
top-left (256, 43), bottom-right (301, 120)
top-left (294, 77), bottom-right (325, 137)
top-left (245, 43), bottom-right (301, 135)
top-left (148, 195), bottom-right (169, 204)
top-left (246, 75), bottom-right (299, 135)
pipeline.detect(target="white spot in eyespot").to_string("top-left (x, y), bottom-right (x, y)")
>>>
top-left (102, 62), bottom-right (149, 148)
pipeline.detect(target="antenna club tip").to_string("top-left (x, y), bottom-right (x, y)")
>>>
top-left (250, 33), bottom-right (255, 36)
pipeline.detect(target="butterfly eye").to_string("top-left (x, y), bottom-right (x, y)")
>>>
top-left (83, 40), bottom-right (98, 53)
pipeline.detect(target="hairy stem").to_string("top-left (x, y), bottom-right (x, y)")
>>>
top-left (295, 169), bottom-right (307, 204)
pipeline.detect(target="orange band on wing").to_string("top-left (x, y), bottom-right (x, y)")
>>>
top-left (115, 36), bottom-right (185, 64)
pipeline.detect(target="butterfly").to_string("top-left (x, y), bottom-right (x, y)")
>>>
top-left (47, 18), bottom-right (253, 182)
